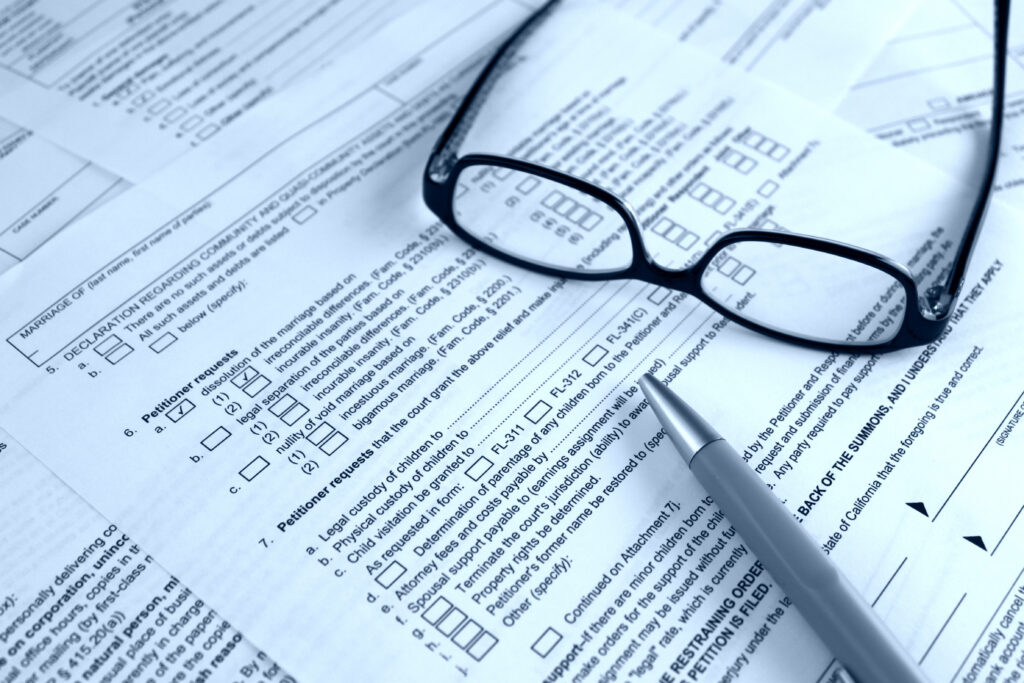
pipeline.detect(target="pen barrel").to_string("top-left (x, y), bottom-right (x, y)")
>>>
top-left (690, 440), bottom-right (928, 683)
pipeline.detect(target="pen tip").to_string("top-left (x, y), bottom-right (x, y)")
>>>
top-left (637, 373), bottom-right (721, 465)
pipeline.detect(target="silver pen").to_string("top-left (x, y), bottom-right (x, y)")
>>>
top-left (638, 373), bottom-right (928, 683)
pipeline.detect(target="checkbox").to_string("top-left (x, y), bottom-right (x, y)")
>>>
top-left (232, 367), bottom-right (261, 388)
top-left (239, 456), bottom-right (270, 481)
top-left (689, 183), bottom-right (710, 201)
top-left (148, 99), bottom-right (171, 114)
top-left (517, 176), bottom-right (540, 194)
top-left (647, 288), bottom-right (669, 305)
top-left (307, 423), bottom-right (334, 447)
top-left (242, 375), bottom-right (271, 397)
top-left (737, 158), bottom-right (756, 173)
top-left (467, 632), bottom-right (498, 661)
top-left (294, 206), bottom-right (317, 224)
top-left (757, 181), bottom-right (779, 198)
top-left (525, 400), bottom-right (553, 424)
top-left (375, 561), bottom-right (408, 589)
top-left (149, 332), bottom-right (178, 353)
top-left (452, 620), bottom-right (483, 649)
top-left (542, 190), bottom-right (565, 209)
top-left (908, 118), bottom-right (929, 132)
top-left (197, 124), bottom-right (219, 140)
top-left (167, 399), bottom-right (195, 423)
top-left (202, 426), bottom-right (231, 451)
top-left (583, 345), bottom-right (608, 366)
top-left (714, 197), bottom-right (735, 214)
top-left (465, 456), bottom-right (494, 481)
top-left (531, 627), bottom-right (563, 657)
top-left (651, 217), bottom-right (673, 236)
top-left (271, 394), bottom-right (309, 425)
top-left (106, 343), bottom-right (134, 364)
top-left (163, 107), bottom-right (186, 123)
top-left (732, 265), bottom-right (755, 285)
top-left (180, 115), bottom-right (203, 131)
top-left (677, 232), bottom-right (698, 250)
top-left (95, 335), bottom-right (123, 356)
top-left (320, 430), bottom-right (348, 455)
top-left (580, 212), bottom-right (601, 231)
top-left (492, 167), bottom-right (512, 180)
top-left (436, 607), bottom-right (467, 636)
top-left (717, 257), bottom-right (741, 277)
top-left (769, 145), bottom-right (789, 161)
top-left (423, 597), bottom-right (453, 625)
top-left (927, 97), bottom-right (951, 110)
top-left (705, 230), bottom-right (723, 246)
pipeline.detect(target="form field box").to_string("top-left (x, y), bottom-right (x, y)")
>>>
top-left (163, 107), bottom-right (186, 123)
top-left (422, 597), bottom-right (453, 625)
top-left (375, 561), bottom-right (408, 589)
top-left (180, 115), bottom-right (203, 132)
top-left (307, 423), bottom-right (334, 447)
top-left (201, 426), bottom-right (231, 451)
top-left (465, 456), bottom-right (494, 481)
top-left (467, 632), bottom-right (498, 660)
top-left (757, 181), bottom-right (779, 198)
top-left (516, 176), bottom-right (540, 194)
top-left (647, 288), bottom-right (669, 305)
top-left (106, 343), bottom-right (134, 364)
top-left (733, 266), bottom-right (755, 285)
top-left (149, 332), bottom-right (178, 353)
top-left (436, 607), bottom-right (467, 636)
top-left (242, 375), bottom-right (271, 397)
top-left (94, 335), bottom-right (122, 356)
top-left (531, 628), bottom-right (563, 657)
top-left (293, 206), bottom-right (317, 224)
top-left (166, 399), bottom-right (196, 423)
top-left (270, 394), bottom-right (296, 415)
top-left (232, 366), bottom-right (261, 388)
top-left (197, 124), bottom-right (219, 140)
top-left (240, 456), bottom-right (270, 481)
top-left (525, 401), bottom-right (552, 424)
top-left (320, 430), bottom-right (348, 455)
top-left (452, 620), bottom-right (483, 649)
top-left (583, 345), bottom-right (608, 366)
top-left (148, 99), bottom-right (171, 114)
top-left (270, 394), bottom-right (309, 426)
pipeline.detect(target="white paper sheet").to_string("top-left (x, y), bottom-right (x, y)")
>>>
top-left (0, 0), bottom-right (426, 182)
top-left (836, 0), bottom-right (1024, 205)
top-left (0, 0), bottom-right (920, 185)
top-left (1, 4), bottom-right (1022, 682)
top-left (0, 117), bottom-right (126, 275)
top-left (0, 427), bottom-right (294, 682)
top-left (612, 0), bottom-right (921, 107)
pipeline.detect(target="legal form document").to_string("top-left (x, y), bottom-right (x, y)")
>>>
top-left (2, 3), bottom-right (1024, 683)
top-left (837, 0), bottom-right (1024, 206)
top-left (0, 117), bottom-right (125, 275)
top-left (0, 0), bottom-right (915, 183)
top-left (0, 428), bottom-right (293, 682)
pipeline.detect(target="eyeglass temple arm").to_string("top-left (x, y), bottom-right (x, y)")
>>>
top-left (926, 0), bottom-right (1010, 318)
top-left (426, 0), bottom-right (562, 183)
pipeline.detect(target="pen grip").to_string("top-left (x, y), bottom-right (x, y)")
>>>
top-left (690, 440), bottom-right (928, 683)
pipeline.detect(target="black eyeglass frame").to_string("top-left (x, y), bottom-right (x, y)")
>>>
top-left (423, 0), bottom-right (1010, 353)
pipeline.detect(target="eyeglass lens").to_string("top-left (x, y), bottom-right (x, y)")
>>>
top-left (453, 164), bottom-right (632, 272)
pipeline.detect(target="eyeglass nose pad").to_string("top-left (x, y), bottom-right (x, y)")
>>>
top-left (920, 286), bottom-right (953, 320)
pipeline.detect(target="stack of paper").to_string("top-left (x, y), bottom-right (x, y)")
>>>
top-left (2, 1), bottom-right (1022, 681)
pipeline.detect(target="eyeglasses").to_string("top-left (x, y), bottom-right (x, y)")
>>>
top-left (422, 0), bottom-right (1009, 353)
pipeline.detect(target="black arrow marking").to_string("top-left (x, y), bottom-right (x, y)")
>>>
top-left (964, 536), bottom-right (988, 551)
top-left (907, 502), bottom-right (929, 517)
